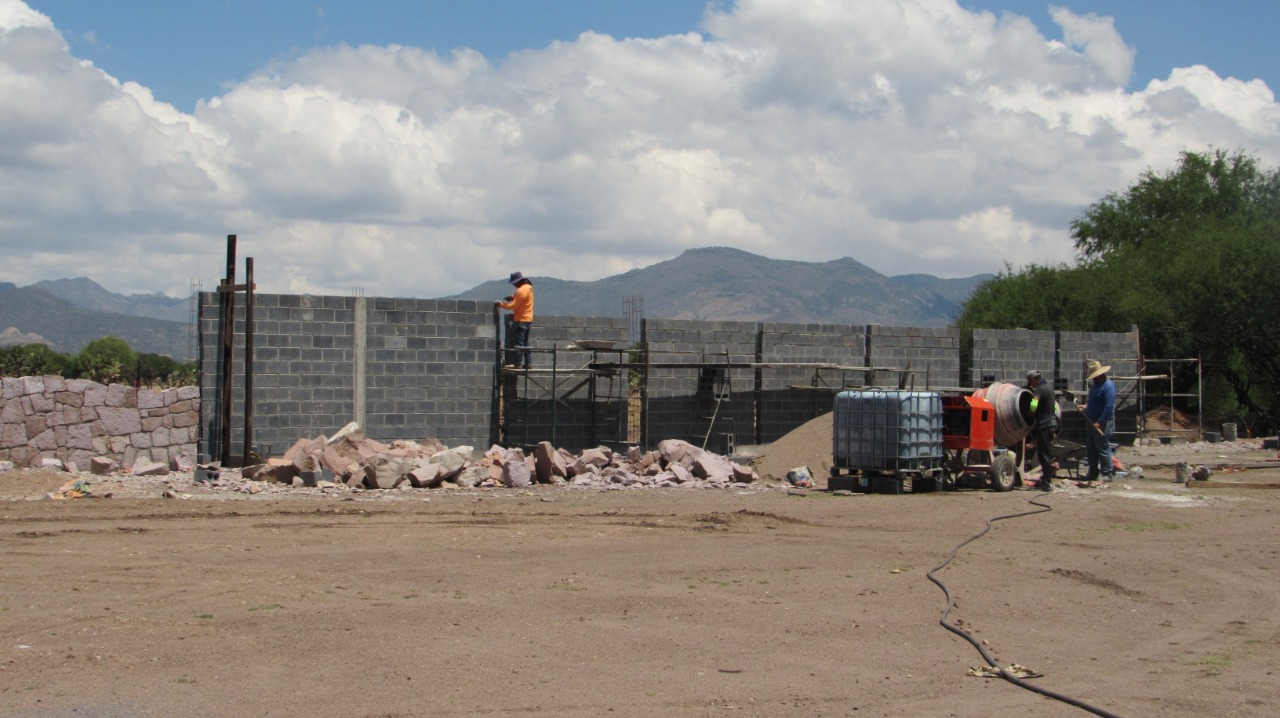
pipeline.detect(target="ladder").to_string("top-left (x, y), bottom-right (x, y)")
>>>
top-left (691, 351), bottom-right (736, 454)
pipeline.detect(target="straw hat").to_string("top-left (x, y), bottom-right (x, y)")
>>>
top-left (1086, 360), bottom-right (1110, 380)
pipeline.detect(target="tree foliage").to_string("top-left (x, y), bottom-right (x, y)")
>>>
top-left (1071, 149), bottom-right (1280, 258)
top-left (76, 336), bottom-right (138, 385)
top-left (0, 338), bottom-right (196, 387)
top-left (0, 344), bottom-right (74, 378)
top-left (958, 148), bottom-right (1280, 434)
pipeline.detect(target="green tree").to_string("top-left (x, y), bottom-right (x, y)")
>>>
top-left (958, 148), bottom-right (1280, 434)
top-left (136, 353), bottom-right (177, 387)
top-left (956, 262), bottom-right (1130, 334)
top-left (76, 336), bottom-right (138, 384)
top-left (135, 353), bottom-right (198, 388)
top-left (0, 344), bottom-right (73, 378)
top-left (1071, 148), bottom-right (1280, 258)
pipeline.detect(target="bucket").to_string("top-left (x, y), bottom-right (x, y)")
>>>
top-left (1222, 423), bottom-right (1237, 442)
top-left (1174, 462), bottom-right (1190, 484)
top-left (979, 382), bottom-right (1035, 447)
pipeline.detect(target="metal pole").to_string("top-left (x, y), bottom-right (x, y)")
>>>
top-left (242, 256), bottom-right (255, 467)
top-left (218, 234), bottom-right (237, 466)
top-left (550, 344), bottom-right (558, 448)
top-left (1197, 357), bottom-right (1203, 440)
top-left (640, 340), bottom-right (650, 449)
top-left (588, 346), bottom-right (596, 447)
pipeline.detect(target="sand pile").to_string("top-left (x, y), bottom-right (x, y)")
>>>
top-left (750, 412), bottom-right (834, 481)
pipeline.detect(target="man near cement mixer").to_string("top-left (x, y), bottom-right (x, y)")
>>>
top-left (1024, 370), bottom-right (1059, 490)
top-left (1077, 360), bottom-right (1116, 485)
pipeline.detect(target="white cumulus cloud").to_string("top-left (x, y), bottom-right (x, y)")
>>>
top-left (0, 0), bottom-right (1278, 299)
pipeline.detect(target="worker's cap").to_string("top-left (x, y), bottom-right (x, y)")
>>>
top-left (508, 271), bottom-right (526, 285)
top-left (1026, 370), bottom-right (1042, 381)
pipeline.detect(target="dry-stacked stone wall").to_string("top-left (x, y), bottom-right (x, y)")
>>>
top-left (0, 376), bottom-right (199, 470)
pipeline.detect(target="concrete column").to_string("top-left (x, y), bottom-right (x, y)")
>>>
top-left (354, 296), bottom-right (367, 428)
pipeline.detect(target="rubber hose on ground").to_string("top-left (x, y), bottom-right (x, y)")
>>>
top-left (926, 493), bottom-right (1125, 718)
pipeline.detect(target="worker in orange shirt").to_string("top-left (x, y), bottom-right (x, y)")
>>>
top-left (496, 271), bottom-right (534, 370)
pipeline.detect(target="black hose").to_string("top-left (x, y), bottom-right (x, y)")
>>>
top-left (926, 492), bottom-right (1125, 718)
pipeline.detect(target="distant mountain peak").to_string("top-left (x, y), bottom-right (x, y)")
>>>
top-left (447, 246), bottom-right (989, 327)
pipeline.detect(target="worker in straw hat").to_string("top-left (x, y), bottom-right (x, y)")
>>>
top-left (1076, 360), bottom-right (1116, 486)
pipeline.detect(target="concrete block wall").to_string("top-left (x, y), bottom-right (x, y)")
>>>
top-left (196, 288), bottom-right (1145, 457)
top-left (643, 318), bottom-right (758, 450)
top-left (365, 297), bottom-right (494, 446)
top-left (503, 315), bottom-right (632, 451)
top-left (867, 325), bottom-right (961, 389)
top-left (758, 323), bottom-right (866, 443)
top-left (1057, 328), bottom-right (1141, 443)
top-left (199, 293), bottom-right (494, 463)
top-left (971, 329), bottom-right (1057, 387)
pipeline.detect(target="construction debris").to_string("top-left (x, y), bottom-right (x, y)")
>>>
top-left (967, 663), bottom-right (1042, 679)
top-left (220, 425), bottom-right (760, 492)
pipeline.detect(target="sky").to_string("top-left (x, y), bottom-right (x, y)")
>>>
top-left (2, 0), bottom-right (1279, 300)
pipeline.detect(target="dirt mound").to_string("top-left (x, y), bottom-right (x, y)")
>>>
top-left (1143, 405), bottom-right (1200, 438)
top-left (750, 412), bottom-right (833, 481)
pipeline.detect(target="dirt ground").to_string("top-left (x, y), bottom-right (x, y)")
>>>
top-left (2, 425), bottom-right (1279, 717)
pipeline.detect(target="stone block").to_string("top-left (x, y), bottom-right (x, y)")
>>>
top-left (30, 428), bottom-right (57, 451)
top-left (83, 384), bottom-right (108, 407)
top-left (98, 406), bottom-right (143, 436)
top-left (91, 456), bottom-right (120, 475)
top-left (0, 398), bottom-right (24, 422)
top-left (67, 423), bottom-right (94, 450)
top-left (131, 458), bottom-right (169, 476)
top-left (1, 422), bottom-right (28, 449)
top-left (137, 390), bottom-right (165, 410)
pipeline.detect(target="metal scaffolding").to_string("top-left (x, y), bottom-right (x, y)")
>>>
top-left (493, 340), bottom-right (940, 452)
top-left (1132, 358), bottom-right (1202, 445)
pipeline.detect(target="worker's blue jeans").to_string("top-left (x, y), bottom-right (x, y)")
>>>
top-left (507, 322), bottom-right (531, 368)
top-left (1085, 417), bottom-right (1114, 481)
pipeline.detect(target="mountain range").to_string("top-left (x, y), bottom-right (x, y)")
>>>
top-left (0, 248), bottom-right (989, 361)
top-left (448, 247), bottom-right (987, 326)
top-left (0, 281), bottom-right (197, 360)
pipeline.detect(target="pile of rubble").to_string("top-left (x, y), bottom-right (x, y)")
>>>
top-left (230, 423), bottom-right (759, 491)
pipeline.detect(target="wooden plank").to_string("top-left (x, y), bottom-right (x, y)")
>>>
top-left (1186, 481), bottom-right (1280, 490)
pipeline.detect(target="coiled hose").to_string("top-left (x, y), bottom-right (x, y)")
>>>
top-left (926, 493), bottom-right (1125, 718)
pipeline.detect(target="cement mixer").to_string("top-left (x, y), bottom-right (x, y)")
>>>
top-left (939, 382), bottom-right (1036, 491)
top-left (975, 382), bottom-right (1036, 446)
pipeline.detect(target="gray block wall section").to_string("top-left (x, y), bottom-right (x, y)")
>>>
top-left (971, 329), bottom-right (1057, 387)
top-left (970, 327), bottom-right (1140, 443)
top-left (1057, 328), bottom-right (1141, 443)
top-left (198, 290), bottom-right (1145, 458)
top-left (643, 318), bottom-right (758, 450)
top-left (758, 323), bottom-right (866, 443)
top-left (866, 325), bottom-right (960, 389)
top-left (199, 293), bottom-right (495, 462)
top-left (503, 315), bottom-right (632, 450)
